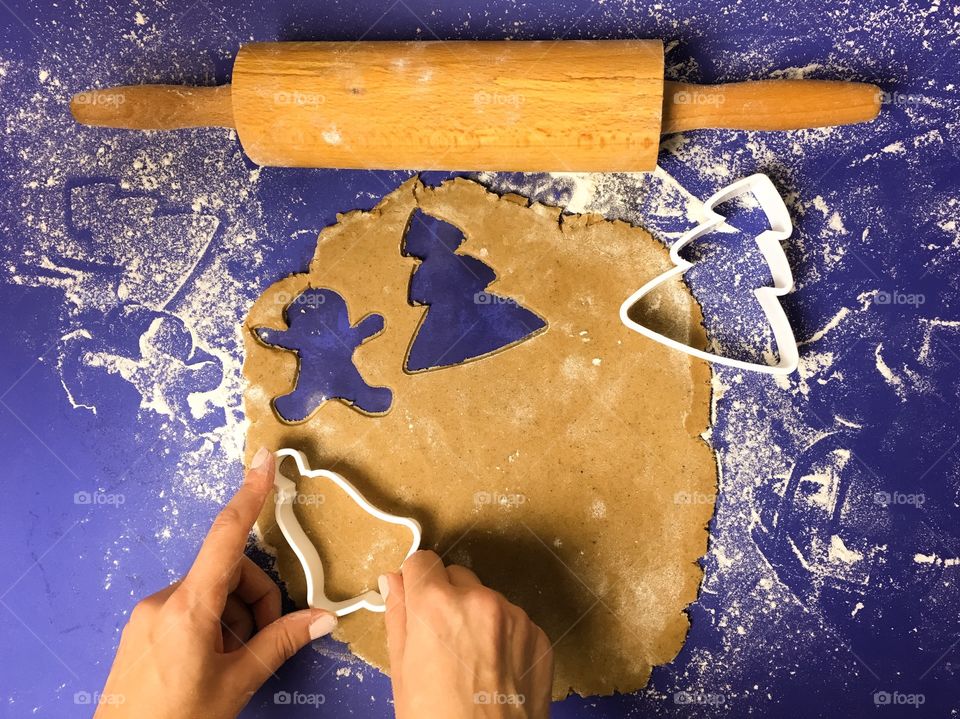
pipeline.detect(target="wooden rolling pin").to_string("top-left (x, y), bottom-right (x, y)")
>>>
top-left (71, 40), bottom-right (881, 172)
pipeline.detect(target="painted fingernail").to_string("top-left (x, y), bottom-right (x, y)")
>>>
top-left (378, 574), bottom-right (390, 602)
top-left (309, 613), bottom-right (337, 639)
top-left (251, 447), bottom-right (271, 472)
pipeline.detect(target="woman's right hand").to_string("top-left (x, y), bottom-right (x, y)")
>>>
top-left (380, 550), bottom-right (554, 718)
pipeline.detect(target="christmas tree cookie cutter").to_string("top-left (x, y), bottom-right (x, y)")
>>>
top-left (619, 173), bottom-right (799, 375)
top-left (272, 448), bottom-right (422, 616)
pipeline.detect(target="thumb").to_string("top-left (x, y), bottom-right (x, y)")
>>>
top-left (237, 609), bottom-right (337, 686)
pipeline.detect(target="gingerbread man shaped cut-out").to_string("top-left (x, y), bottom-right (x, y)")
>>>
top-left (254, 288), bottom-right (392, 421)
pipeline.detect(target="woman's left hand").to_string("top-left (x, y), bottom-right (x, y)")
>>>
top-left (95, 447), bottom-right (337, 718)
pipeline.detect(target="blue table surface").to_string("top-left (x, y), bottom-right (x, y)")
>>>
top-left (1, 1), bottom-right (958, 717)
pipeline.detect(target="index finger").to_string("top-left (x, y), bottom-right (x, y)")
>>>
top-left (400, 550), bottom-right (450, 602)
top-left (184, 448), bottom-right (275, 603)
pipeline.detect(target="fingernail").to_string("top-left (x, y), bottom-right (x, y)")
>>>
top-left (250, 447), bottom-right (271, 472)
top-left (309, 613), bottom-right (337, 639)
top-left (378, 574), bottom-right (390, 602)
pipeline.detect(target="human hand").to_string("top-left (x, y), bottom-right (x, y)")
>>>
top-left (94, 448), bottom-right (337, 719)
top-left (380, 551), bottom-right (554, 718)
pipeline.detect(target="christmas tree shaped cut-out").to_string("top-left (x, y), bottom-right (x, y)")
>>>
top-left (401, 209), bottom-right (546, 371)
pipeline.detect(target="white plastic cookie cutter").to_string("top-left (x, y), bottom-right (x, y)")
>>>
top-left (619, 173), bottom-right (799, 375)
top-left (272, 448), bottom-right (422, 617)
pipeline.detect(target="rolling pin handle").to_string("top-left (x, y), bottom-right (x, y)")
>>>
top-left (69, 84), bottom-right (235, 131)
top-left (662, 79), bottom-right (882, 134)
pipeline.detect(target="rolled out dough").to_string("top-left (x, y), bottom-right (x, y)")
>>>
top-left (244, 177), bottom-right (715, 698)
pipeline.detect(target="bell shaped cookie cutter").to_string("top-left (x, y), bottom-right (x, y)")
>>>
top-left (619, 173), bottom-right (799, 375)
top-left (272, 448), bottom-right (422, 616)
